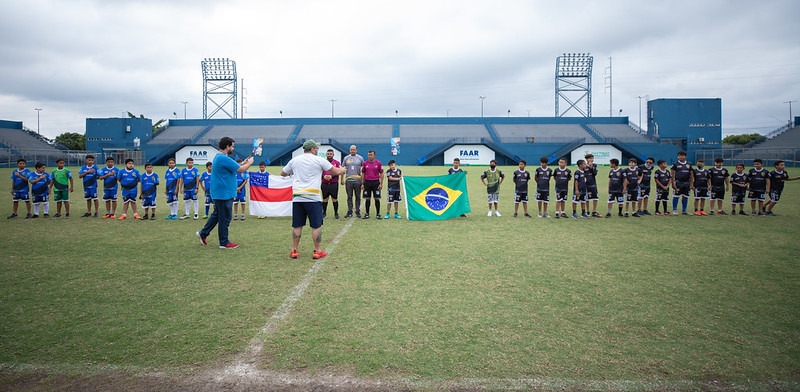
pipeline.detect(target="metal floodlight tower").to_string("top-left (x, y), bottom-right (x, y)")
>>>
top-left (202, 58), bottom-right (238, 119)
top-left (555, 53), bottom-right (593, 117)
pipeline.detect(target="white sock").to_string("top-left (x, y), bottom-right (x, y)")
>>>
top-left (44, 203), bottom-right (49, 214)
top-left (185, 201), bottom-right (190, 215)
top-left (33, 204), bottom-right (40, 215)
top-left (193, 200), bottom-right (199, 215)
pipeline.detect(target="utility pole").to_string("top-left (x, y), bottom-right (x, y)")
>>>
top-left (637, 96), bottom-right (644, 130)
top-left (785, 100), bottom-right (797, 128)
top-left (605, 57), bottom-right (612, 116)
top-left (479, 96), bottom-right (486, 117)
top-left (330, 99), bottom-right (337, 118)
top-left (34, 108), bottom-right (42, 135)
top-left (181, 101), bottom-right (188, 120)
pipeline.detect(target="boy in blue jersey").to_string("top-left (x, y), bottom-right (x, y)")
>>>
top-left (653, 160), bottom-right (672, 215)
top-left (384, 160), bottom-right (403, 219)
top-left (140, 163), bottom-right (159, 220)
top-left (671, 151), bottom-right (693, 215)
top-left (99, 156), bottom-right (119, 218)
top-left (234, 159), bottom-right (249, 220)
top-left (164, 158), bottom-right (181, 219)
top-left (708, 157), bottom-right (730, 215)
top-left (691, 159), bottom-right (710, 216)
top-left (199, 161), bottom-right (212, 219)
top-left (622, 158), bottom-right (642, 217)
top-left (572, 160), bottom-right (588, 218)
top-left (552, 158), bottom-right (570, 218)
top-left (747, 158), bottom-right (770, 216)
top-left (763, 160), bottom-right (800, 216)
top-left (78, 154), bottom-right (100, 217)
top-left (513, 160), bottom-right (532, 218)
top-left (636, 157), bottom-right (655, 215)
top-left (606, 158), bottom-right (624, 217)
top-left (117, 158), bottom-right (141, 220)
top-left (730, 163), bottom-right (748, 215)
top-left (534, 156), bottom-right (552, 218)
top-left (8, 158), bottom-right (32, 219)
top-left (179, 157), bottom-right (200, 220)
top-left (29, 162), bottom-right (52, 218)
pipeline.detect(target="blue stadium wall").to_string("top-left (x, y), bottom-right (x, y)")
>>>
top-left (86, 117), bottom-right (153, 152)
top-left (647, 98), bottom-right (722, 159)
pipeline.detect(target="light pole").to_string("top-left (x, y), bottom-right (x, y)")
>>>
top-left (181, 101), bottom-right (188, 119)
top-left (34, 108), bottom-right (42, 135)
top-left (479, 96), bottom-right (486, 117)
top-left (527, 109), bottom-right (531, 117)
top-left (785, 100), bottom-right (797, 127)
top-left (637, 96), bottom-right (644, 130)
top-left (330, 99), bottom-right (337, 118)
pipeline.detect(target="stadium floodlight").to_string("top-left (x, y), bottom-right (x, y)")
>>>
top-left (201, 58), bottom-right (237, 119)
top-left (34, 108), bottom-right (42, 135)
top-left (555, 52), bottom-right (593, 117)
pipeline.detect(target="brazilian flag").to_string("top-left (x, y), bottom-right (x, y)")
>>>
top-left (403, 171), bottom-right (471, 221)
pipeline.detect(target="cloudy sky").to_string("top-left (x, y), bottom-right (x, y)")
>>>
top-left (0, 0), bottom-right (798, 139)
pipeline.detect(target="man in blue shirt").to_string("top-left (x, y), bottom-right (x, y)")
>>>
top-left (197, 137), bottom-right (254, 249)
top-left (78, 154), bottom-right (100, 217)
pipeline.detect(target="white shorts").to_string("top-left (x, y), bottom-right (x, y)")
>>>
top-left (487, 193), bottom-right (499, 204)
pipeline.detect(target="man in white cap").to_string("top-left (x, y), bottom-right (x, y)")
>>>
top-left (281, 140), bottom-right (346, 259)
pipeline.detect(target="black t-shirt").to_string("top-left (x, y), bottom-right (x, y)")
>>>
top-left (574, 169), bottom-right (587, 191)
top-left (534, 167), bottom-right (552, 190)
top-left (513, 170), bottom-right (531, 192)
top-left (748, 168), bottom-right (769, 192)
top-left (584, 163), bottom-right (598, 187)
top-left (608, 168), bottom-right (624, 192)
top-left (693, 169), bottom-right (709, 189)
top-left (638, 164), bottom-right (653, 186)
top-left (709, 167), bottom-right (729, 188)
top-left (623, 167), bottom-right (640, 190)
top-left (654, 169), bottom-right (671, 188)
top-left (386, 168), bottom-right (402, 190)
top-left (671, 161), bottom-right (693, 183)
top-left (731, 172), bottom-right (748, 192)
top-left (770, 170), bottom-right (789, 192)
top-left (553, 167), bottom-right (571, 190)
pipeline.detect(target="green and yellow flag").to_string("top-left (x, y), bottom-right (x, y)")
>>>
top-left (402, 171), bottom-right (471, 221)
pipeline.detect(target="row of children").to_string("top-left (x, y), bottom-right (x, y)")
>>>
top-left (473, 150), bottom-right (798, 219)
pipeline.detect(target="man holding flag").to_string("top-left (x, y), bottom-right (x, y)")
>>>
top-left (281, 140), bottom-right (346, 259)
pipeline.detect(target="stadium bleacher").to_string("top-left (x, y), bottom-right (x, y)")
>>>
top-left (296, 124), bottom-right (392, 143)
top-left (725, 125), bottom-right (800, 165)
top-left (399, 124), bottom-right (488, 142)
top-left (589, 124), bottom-right (652, 143)
top-left (0, 125), bottom-right (71, 166)
top-left (148, 126), bottom-right (207, 145)
top-left (492, 124), bottom-right (597, 143)
top-left (204, 125), bottom-right (297, 145)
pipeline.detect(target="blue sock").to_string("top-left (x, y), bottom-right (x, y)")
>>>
top-left (205, 205), bottom-right (210, 215)
top-left (681, 198), bottom-right (688, 211)
top-left (672, 197), bottom-right (679, 210)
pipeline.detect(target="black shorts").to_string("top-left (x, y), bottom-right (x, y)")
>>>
top-left (769, 189), bottom-right (782, 203)
top-left (586, 185), bottom-right (598, 201)
top-left (515, 191), bottom-right (528, 203)
top-left (675, 182), bottom-right (690, 197)
top-left (608, 191), bottom-right (624, 204)
top-left (694, 188), bottom-right (709, 199)
top-left (535, 190), bottom-right (549, 203)
top-left (656, 188), bottom-right (670, 202)
top-left (321, 182), bottom-right (339, 200)
top-left (731, 191), bottom-right (746, 205)
top-left (292, 202), bottom-right (323, 229)
top-left (388, 188), bottom-right (402, 203)
top-left (747, 190), bottom-right (765, 202)
top-left (362, 180), bottom-right (381, 199)
top-left (710, 187), bottom-right (725, 201)
top-left (638, 185), bottom-right (651, 199)
top-left (555, 189), bottom-right (568, 202)
top-left (626, 187), bottom-right (639, 202)
top-left (573, 189), bottom-right (586, 203)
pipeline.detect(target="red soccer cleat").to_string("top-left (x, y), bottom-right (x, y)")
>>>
top-left (220, 242), bottom-right (239, 249)
top-left (313, 250), bottom-right (328, 260)
top-left (196, 231), bottom-right (207, 246)
top-left (290, 250), bottom-right (299, 259)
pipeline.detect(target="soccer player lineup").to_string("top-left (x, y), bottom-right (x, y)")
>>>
top-left (7, 148), bottom-right (799, 221)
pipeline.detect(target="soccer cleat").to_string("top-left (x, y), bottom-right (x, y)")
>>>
top-left (64, 214), bottom-right (70, 219)
top-left (344, 212), bottom-right (353, 218)
top-left (180, 214), bottom-right (189, 220)
top-left (632, 212), bottom-right (641, 217)
top-left (553, 213), bottom-right (558, 219)
top-left (495, 211), bottom-right (502, 217)
top-left (290, 250), bottom-right (299, 259)
top-left (654, 212), bottom-right (662, 216)
top-left (709, 210), bottom-right (715, 215)
top-left (572, 212), bottom-right (579, 219)
top-left (108, 214), bottom-right (116, 219)
top-left (581, 213), bottom-right (590, 218)
top-left (376, 214), bottom-right (383, 219)
top-left (642, 210), bottom-right (652, 216)
top-left (624, 213), bottom-right (629, 217)
top-left (194, 214), bottom-right (199, 220)
top-left (363, 214), bottom-right (370, 219)
top-left (739, 211), bottom-right (748, 216)
top-left (395, 213), bottom-right (401, 219)
top-left (619, 212), bottom-right (624, 217)
top-left (672, 210), bottom-right (678, 216)
top-left (694, 211), bottom-right (702, 216)
top-left (119, 215), bottom-right (126, 220)
top-left (525, 213), bottom-right (532, 218)
top-left (93, 213), bottom-right (98, 218)
top-left (81, 213), bottom-right (91, 218)
top-left (460, 214), bottom-right (468, 218)
top-left (385, 213), bottom-right (391, 219)
top-left (591, 212), bottom-right (601, 218)
top-left (196, 231), bottom-right (207, 245)
top-left (605, 213), bottom-right (611, 218)
top-left (52, 214), bottom-right (60, 219)
top-left (24, 214), bottom-right (32, 219)
top-left (537, 213), bottom-right (542, 218)
top-left (336, 213), bottom-right (342, 219)
top-left (488, 211), bottom-right (493, 216)
top-left (7, 213), bottom-right (17, 219)
top-left (766, 211), bottom-right (776, 216)
top-left (232, 215), bottom-right (238, 220)
top-left (718, 211), bottom-right (727, 215)
top-left (313, 250), bottom-right (328, 259)
top-left (240, 215), bottom-right (245, 221)
top-left (43, 213), bottom-right (49, 218)
top-left (202, 215), bottom-right (209, 219)
top-left (133, 214), bottom-right (141, 219)
top-left (258, 216), bottom-right (266, 219)
top-left (220, 242), bottom-right (239, 249)
top-left (150, 215), bottom-right (156, 220)
top-left (102, 214), bottom-right (111, 219)
top-left (32, 214), bottom-right (39, 218)
top-left (322, 213), bottom-right (327, 219)
top-left (699, 211), bottom-right (707, 216)
top-left (165, 215), bottom-right (172, 220)
top-left (139, 215), bottom-right (148, 220)
top-left (355, 212), bottom-right (361, 218)
top-left (513, 213), bottom-right (518, 217)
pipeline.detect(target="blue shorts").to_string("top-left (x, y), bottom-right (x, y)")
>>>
top-left (12, 190), bottom-right (29, 202)
top-left (167, 192), bottom-right (178, 204)
top-left (84, 189), bottom-right (98, 200)
top-left (183, 190), bottom-right (198, 201)
top-left (293, 202), bottom-right (323, 229)
top-left (122, 190), bottom-right (137, 203)
top-left (103, 189), bottom-right (118, 201)
top-left (142, 195), bottom-right (157, 207)
top-left (236, 190), bottom-right (246, 203)
top-left (205, 193), bottom-right (212, 205)
top-left (32, 193), bottom-right (49, 204)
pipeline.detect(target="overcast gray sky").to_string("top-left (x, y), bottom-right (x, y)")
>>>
top-left (0, 0), bottom-right (798, 139)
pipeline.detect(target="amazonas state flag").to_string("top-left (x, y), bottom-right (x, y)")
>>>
top-left (403, 171), bottom-right (471, 221)
top-left (249, 172), bottom-right (293, 217)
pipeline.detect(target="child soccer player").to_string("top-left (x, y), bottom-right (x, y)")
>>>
top-left (671, 151), bottom-right (693, 215)
top-left (117, 158), bottom-right (141, 220)
top-left (637, 157), bottom-right (655, 215)
top-left (730, 163), bottom-right (748, 215)
top-left (653, 160), bottom-right (672, 215)
top-left (234, 159), bottom-right (249, 220)
top-left (140, 163), bottom-right (159, 220)
top-left (29, 162), bottom-right (51, 218)
top-left (384, 160), bottom-right (403, 219)
top-left (584, 154), bottom-right (601, 217)
top-left (606, 158), bottom-right (624, 217)
top-left (8, 158), bottom-right (32, 219)
top-left (552, 158), bottom-right (571, 218)
top-left (51, 158), bottom-right (73, 218)
top-left (480, 159), bottom-right (504, 217)
top-left (691, 159), bottom-right (710, 215)
top-left (199, 162), bottom-right (212, 219)
top-left (763, 160), bottom-right (800, 216)
top-left (708, 157), bottom-right (730, 215)
top-left (513, 160), bottom-right (532, 218)
top-left (622, 158), bottom-right (642, 217)
top-left (164, 158), bottom-right (181, 220)
top-left (747, 159), bottom-right (770, 216)
top-left (534, 156), bottom-right (552, 218)
top-left (180, 157), bottom-right (200, 220)
top-left (448, 158), bottom-right (468, 217)
top-left (254, 161), bottom-right (268, 219)
top-left (78, 154), bottom-right (100, 217)
top-left (99, 156), bottom-right (119, 218)
top-left (572, 159), bottom-right (589, 218)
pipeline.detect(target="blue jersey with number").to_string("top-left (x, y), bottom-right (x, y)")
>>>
top-left (181, 167), bottom-right (199, 192)
top-left (141, 172), bottom-right (159, 197)
top-left (236, 171), bottom-right (249, 187)
top-left (29, 171), bottom-right (51, 197)
top-left (201, 171), bottom-right (212, 193)
top-left (79, 165), bottom-right (100, 190)
top-left (117, 168), bottom-right (141, 191)
top-left (11, 168), bottom-right (32, 191)
top-left (165, 168), bottom-right (180, 194)
top-left (100, 166), bottom-right (119, 191)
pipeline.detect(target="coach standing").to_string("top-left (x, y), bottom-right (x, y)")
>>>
top-left (282, 140), bottom-right (346, 259)
top-left (196, 137), bottom-right (253, 249)
top-left (341, 145), bottom-right (364, 218)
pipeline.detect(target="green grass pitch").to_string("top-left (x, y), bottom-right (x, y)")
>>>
top-left (0, 165), bottom-right (798, 388)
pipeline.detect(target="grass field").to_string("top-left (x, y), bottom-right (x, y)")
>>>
top-left (1, 164), bottom-right (799, 390)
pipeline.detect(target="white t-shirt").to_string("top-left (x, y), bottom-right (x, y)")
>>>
top-left (282, 153), bottom-right (334, 202)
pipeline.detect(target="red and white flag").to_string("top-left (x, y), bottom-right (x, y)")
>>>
top-left (249, 172), bottom-right (292, 217)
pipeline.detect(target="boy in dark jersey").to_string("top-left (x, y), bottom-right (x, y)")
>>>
top-left (534, 156), bottom-right (552, 218)
top-left (671, 151), bottom-right (692, 215)
top-left (512, 160), bottom-right (532, 218)
top-left (584, 154), bottom-right (601, 217)
top-left (622, 158), bottom-right (642, 217)
top-left (730, 163), bottom-right (748, 215)
top-left (553, 158), bottom-right (571, 219)
top-left (763, 160), bottom-right (800, 215)
top-left (572, 160), bottom-right (589, 218)
top-left (653, 159), bottom-right (672, 215)
top-left (636, 157), bottom-right (655, 215)
top-left (691, 159), bottom-right (710, 216)
top-left (708, 157), bottom-right (730, 215)
top-left (606, 158), bottom-right (624, 217)
top-left (384, 160), bottom-right (403, 219)
top-left (747, 159), bottom-right (770, 216)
